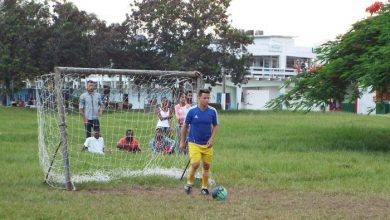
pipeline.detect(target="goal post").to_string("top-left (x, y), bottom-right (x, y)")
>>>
top-left (37, 67), bottom-right (203, 190)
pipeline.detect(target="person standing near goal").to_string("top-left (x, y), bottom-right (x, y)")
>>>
top-left (155, 96), bottom-right (173, 137)
top-left (175, 92), bottom-right (191, 154)
top-left (79, 80), bottom-right (104, 138)
top-left (180, 89), bottom-right (218, 195)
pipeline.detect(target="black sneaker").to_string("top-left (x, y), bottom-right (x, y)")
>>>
top-left (200, 188), bottom-right (209, 195)
top-left (184, 184), bottom-right (193, 194)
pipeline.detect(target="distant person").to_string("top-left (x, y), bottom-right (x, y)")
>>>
top-left (155, 96), bottom-right (173, 136)
top-left (186, 91), bottom-right (194, 106)
top-left (117, 129), bottom-right (141, 152)
top-left (10, 99), bottom-right (17, 107)
top-left (82, 131), bottom-right (104, 154)
top-left (147, 96), bottom-right (158, 113)
top-left (27, 98), bottom-right (34, 106)
top-left (79, 80), bottom-right (104, 138)
top-left (18, 99), bottom-right (25, 108)
top-left (300, 61), bottom-right (306, 72)
top-left (180, 89), bottom-right (219, 195)
top-left (150, 96), bottom-right (157, 106)
top-left (150, 128), bottom-right (175, 154)
top-left (174, 92), bottom-right (191, 154)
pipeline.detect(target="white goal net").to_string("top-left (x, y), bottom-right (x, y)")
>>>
top-left (36, 67), bottom-right (203, 189)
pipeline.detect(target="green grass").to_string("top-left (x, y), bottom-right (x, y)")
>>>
top-left (1, 107), bottom-right (390, 219)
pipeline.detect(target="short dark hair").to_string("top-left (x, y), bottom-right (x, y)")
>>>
top-left (126, 129), bottom-right (133, 135)
top-left (198, 89), bottom-right (210, 97)
top-left (87, 80), bottom-right (95, 84)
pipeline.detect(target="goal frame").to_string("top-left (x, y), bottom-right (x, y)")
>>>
top-left (52, 67), bottom-right (203, 190)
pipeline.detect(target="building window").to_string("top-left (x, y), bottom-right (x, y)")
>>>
top-left (253, 56), bottom-right (263, 67)
top-left (286, 56), bottom-right (312, 69)
top-left (252, 56), bottom-right (279, 68)
top-left (272, 56), bottom-right (279, 68)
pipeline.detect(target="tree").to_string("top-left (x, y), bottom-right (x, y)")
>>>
top-left (126, 0), bottom-right (253, 85)
top-left (43, 1), bottom-right (100, 70)
top-left (267, 2), bottom-right (390, 111)
top-left (0, 0), bottom-right (51, 97)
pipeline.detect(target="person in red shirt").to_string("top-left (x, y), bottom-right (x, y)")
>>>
top-left (117, 129), bottom-right (141, 152)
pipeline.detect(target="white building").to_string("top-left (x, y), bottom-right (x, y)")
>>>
top-left (209, 32), bottom-right (316, 110)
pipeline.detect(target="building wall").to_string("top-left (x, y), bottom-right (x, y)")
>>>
top-left (208, 34), bottom-right (316, 110)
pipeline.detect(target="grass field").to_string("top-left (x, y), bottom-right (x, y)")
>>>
top-left (1, 107), bottom-right (390, 219)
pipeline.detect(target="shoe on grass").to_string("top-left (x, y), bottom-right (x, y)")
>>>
top-left (200, 188), bottom-right (209, 195)
top-left (184, 184), bottom-right (193, 194)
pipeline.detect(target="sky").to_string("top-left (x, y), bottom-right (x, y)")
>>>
top-left (70, 0), bottom-right (378, 47)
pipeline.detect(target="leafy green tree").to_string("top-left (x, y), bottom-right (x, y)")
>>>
top-left (267, 2), bottom-right (390, 111)
top-left (0, 0), bottom-right (51, 96)
top-left (43, 1), bottom-right (99, 70)
top-left (127, 0), bottom-right (253, 85)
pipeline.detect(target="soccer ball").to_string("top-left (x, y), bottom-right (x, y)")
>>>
top-left (211, 186), bottom-right (228, 201)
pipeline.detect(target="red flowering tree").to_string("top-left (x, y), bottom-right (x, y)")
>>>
top-left (267, 2), bottom-right (390, 111)
top-left (366, 1), bottom-right (384, 15)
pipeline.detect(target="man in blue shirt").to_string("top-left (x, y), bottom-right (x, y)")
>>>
top-left (79, 80), bottom-right (104, 138)
top-left (180, 89), bottom-right (218, 195)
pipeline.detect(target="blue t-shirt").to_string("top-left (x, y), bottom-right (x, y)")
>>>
top-left (185, 106), bottom-right (218, 145)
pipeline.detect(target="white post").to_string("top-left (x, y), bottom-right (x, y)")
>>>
top-left (221, 67), bottom-right (226, 110)
top-left (236, 85), bottom-right (242, 110)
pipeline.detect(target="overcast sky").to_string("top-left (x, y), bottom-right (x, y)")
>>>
top-left (70, 0), bottom-right (378, 47)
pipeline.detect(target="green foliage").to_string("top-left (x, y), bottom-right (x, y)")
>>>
top-left (127, 0), bottom-right (253, 85)
top-left (0, 0), bottom-right (51, 94)
top-left (0, 0), bottom-right (253, 101)
top-left (268, 4), bottom-right (390, 110)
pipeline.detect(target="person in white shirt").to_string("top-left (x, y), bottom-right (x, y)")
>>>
top-left (82, 131), bottom-right (104, 154)
top-left (155, 96), bottom-right (173, 136)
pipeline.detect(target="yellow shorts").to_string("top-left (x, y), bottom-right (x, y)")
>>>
top-left (188, 142), bottom-right (213, 165)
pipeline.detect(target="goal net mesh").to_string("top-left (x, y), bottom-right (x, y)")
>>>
top-left (36, 67), bottom-right (202, 189)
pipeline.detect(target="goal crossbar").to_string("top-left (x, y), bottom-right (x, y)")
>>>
top-left (55, 67), bottom-right (202, 78)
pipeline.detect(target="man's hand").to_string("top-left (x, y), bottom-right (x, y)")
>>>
top-left (180, 141), bottom-right (186, 152)
top-left (206, 138), bottom-right (213, 148)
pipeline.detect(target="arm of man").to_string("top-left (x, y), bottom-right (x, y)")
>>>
top-left (180, 123), bottom-right (189, 151)
top-left (133, 140), bottom-right (141, 152)
top-left (80, 108), bottom-right (87, 124)
top-left (116, 138), bottom-right (127, 149)
top-left (82, 138), bottom-right (89, 151)
top-left (206, 125), bottom-right (218, 148)
top-left (99, 98), bottom-right (104, 117)
top-left (79, 95), bottom-right (87, 123)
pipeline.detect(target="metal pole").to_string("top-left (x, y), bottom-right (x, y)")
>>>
top-left (54, 68), bottom-right (74, 191)
top-left (44, 141), bottom-right (62, 184)
top-left (180, 159), bottom-right (191, 181)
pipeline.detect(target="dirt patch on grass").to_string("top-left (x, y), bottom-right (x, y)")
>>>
top-left (84, 186), bottom-right (390, 219)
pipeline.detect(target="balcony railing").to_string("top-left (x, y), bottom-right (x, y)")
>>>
top-left (248, 67), bottom-right (298, 80)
